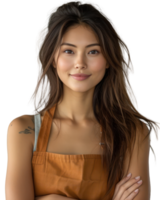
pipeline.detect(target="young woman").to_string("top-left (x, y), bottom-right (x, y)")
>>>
top-left (5, 1), bottom-right (159, 200)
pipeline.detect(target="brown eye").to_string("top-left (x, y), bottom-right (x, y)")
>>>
top-left (89, 50), bottom-right (99, 54)
top-left (64, 50), bottom-right (73, 54)
top-left (63, 49), bottom-right (99, 54)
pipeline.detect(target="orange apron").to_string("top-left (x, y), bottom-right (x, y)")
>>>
top-left (32, 104), bottom-right (116, 200)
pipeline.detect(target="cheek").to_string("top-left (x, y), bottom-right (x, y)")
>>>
top-left (57, 59), bottom-right (72, 72)
top-left (90, 58), bottom-right (106, 73)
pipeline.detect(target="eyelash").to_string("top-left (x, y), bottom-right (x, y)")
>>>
top-left (63, 49), bottom-right (99, 54)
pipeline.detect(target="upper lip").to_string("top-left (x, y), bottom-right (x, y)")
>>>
top-left (70, 73), bottom-right (91, 77)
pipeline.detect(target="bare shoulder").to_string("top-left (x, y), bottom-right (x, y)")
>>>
top-left (5, 115), bottom-right (36, 200)
top-left (22, 115), bottom-right (35, 147)
top-left (8, 114), bottom-right (35, 149)
top-left (123, 121), bottom-right (150, 178)
top-left (122, 120), bottom-right (150, 200)
top-left (7, 114), bottom-right (34, 126)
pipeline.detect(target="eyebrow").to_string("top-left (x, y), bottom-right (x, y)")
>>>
top-left (60, 42), bottom-right (101, 48)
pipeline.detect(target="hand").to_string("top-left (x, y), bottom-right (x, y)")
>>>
top-left (112, 173), bottom-right (143, 199)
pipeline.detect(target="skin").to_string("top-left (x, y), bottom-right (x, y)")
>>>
top-left (53, 24), bottom-right (109, 125)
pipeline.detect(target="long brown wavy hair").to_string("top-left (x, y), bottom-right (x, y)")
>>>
top-left (30, 1), bottom-right (160, 198)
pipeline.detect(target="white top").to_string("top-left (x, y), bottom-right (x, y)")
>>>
top-left (33, 114), bottom-right (41, 152)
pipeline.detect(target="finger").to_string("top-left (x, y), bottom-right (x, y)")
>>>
top-left (121, 190), bottom-right (139, 200)
top-left (113, 173), bottom-right (132, 197)
top-left (120, 179), bottom-right (142, 199)
top-left (114, 176), bottom-right (142, 200)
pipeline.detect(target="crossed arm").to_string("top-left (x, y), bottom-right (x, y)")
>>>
top-left (35, 194), bottom-right (78, 200)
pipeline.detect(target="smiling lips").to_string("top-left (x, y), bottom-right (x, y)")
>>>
top-left (70, 74), bottom-right (91, 80)
top-left (70, 73), bottom-right (91, 77)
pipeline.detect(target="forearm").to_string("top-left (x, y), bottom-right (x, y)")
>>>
top-left (50, 194), bottom-right (78, 200)
top-left (35, 194), bottom-right (55, 200)
top-left (35, 194), bottom-right (78, 200)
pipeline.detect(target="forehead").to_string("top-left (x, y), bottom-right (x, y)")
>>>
top-left (61, 24), bottom-right (99, 45)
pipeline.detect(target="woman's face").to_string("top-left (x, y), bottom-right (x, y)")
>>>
top-left (53, 24), bottom-right (109, 92)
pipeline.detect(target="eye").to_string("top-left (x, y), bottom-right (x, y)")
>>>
top-left (63, 49), bottom-right (100, 54)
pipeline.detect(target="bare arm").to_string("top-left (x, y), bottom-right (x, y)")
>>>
top-left (35, 194), bottom-right (78, 200)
